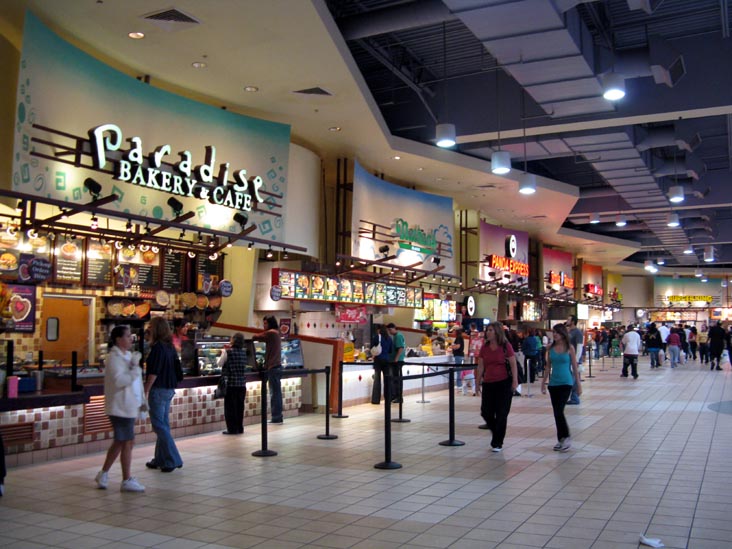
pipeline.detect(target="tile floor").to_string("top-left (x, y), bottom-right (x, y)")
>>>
top-left (1, 355), bottom-right (731, 548)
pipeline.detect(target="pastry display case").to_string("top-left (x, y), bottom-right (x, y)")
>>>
top-left (253, 338), bottom-right (305, 369)
top-left (194, 335), bottom-right (256, 376)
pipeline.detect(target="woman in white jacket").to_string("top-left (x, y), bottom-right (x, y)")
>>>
top-left (94, 325), bottom-right (145, 492)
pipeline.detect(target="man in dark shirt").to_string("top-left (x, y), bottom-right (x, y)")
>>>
top-left (708, 321), bottom-right (726, 371)
top-left (254, 315), bottom-right (283, 423)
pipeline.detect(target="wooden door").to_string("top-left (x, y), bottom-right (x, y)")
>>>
top-left (41, 296), bottom-right (92, 363)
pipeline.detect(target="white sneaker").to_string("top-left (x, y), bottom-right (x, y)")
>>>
top-left (491, 446), bottom-right (502, 453)
top-left (95, 470), bottom-right (108, 489)
top-left (560, 437), bottom-right (572, 452)
top-left (553, 440), bottom-right (563, 451)
top-left (120, 477), bottom-right (145, 493)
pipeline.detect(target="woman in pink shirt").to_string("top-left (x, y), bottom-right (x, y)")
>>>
top-left (666, 328), bottom-right (681, 368)
top-left (476, 322), bottom-right (518, 452)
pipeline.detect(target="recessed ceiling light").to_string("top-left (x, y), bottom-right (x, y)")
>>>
top-left (128, 32), bottom-right (145, 40)
top-left (191, 61), bottom-right (207, 69)
top-left (417, 167), bottom-right (424, 171)
top-left (244, 86), bottom-right (259, 92)
top-left (328, 126), bottom-right (341, 132)
top-left (393, 156), bottom-right (401, 160)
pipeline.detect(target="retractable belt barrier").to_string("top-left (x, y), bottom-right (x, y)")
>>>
top-left (240, 366), bottom-right (335, 458)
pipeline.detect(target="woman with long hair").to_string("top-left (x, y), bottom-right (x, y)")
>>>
top-left (219, 332), bottom-right (249, 434)
top-left (144, 317), bottom-right (183, 472)
top-left (476, 321), bottom-right (518, 452)
top-left (95, 325), bottom-right (145, 492)
top-left (541, 324), bottom-right (581, 452)
top-left (253, 315), bottom-right (283, 423)
top-left (371, 324), bottom-right (393, 404)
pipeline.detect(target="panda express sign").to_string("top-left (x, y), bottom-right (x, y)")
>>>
top-left (89, 124), bottom-right (265, 213)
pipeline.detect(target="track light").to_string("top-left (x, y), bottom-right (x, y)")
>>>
top-left (518, 172), bottom-right (536, 195)
top-left (126, 219), bottom-right (132, 233)
top-left (704, 245), bottom-right (715, 263)
top-left (266, 246), bottom-right (274, 259)
top-left (208, 237), bottom-right (216, 248)
top-left (335, 259), bottom-right (341, 266)
top-left (127, 243), bottom-right (135, 251)
top-left (6, 225), bottom-right (16, 237)
top-left (83, 177), bottom-right (102, 199)
top-left (601, 72), bottom-right (625, 101)
top-left (248, 242), bottom-right (253, 250)
top-left (179, 229), bottom-right (186, 240)
top-left (90, 215), bottom-right (98, 230)
top-left (144, 222), bottom-right (151, 234)
top-left (589, 213), bottom-right (600, 224)
top-left (198, 232), bottom-right (204, 245)
top-left (233, 212), bottom-right (248, 227)
top-left (226, 240), bottom-right (233, 248)
top-left (491, 150), bottom-right (511, 175)
top-left (15, 200), bottom-right (23, 213)
top-left (209, 252), bottom-right (218, 261)
top-left (187, 251), bottom-right (196, 258)
top-left (615, 214), bottom-right (627, 227)
top-left (26, 228), bottom-right (38, 239)
top-left (167, 196), bottom-right (184, 216)
top-left (431, 256), bottom-right (441, 266)
top-left (694, 268), bottom-right (702, 278)
top-left (61, 209), bottom-right (69, 220)
top-left (435, 123), bottom-right (456, 148)
top-left (282, 248), bottom-right (289, 260)
top-left (666, 212), bottom-right (680, 227)
top-left (668, 185), bottom-right (684, 203)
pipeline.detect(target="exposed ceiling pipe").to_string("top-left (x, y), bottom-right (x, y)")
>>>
top-left (652, 154), bottom-right (705, 180)
top-left (338, 0), bottom-right (455, 41)
top-left (635, 126), bottom-right (701, 152)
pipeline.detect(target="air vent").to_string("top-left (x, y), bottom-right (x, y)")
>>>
top-left (293, 87), bottom-right (332, 96)
top-left (144, 8), bottom-right (199, 24)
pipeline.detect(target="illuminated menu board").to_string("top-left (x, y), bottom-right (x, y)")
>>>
top-left (273, 269), bottom-right (422, 309)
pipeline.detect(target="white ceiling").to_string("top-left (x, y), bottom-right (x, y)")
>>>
top-left (0, 0), bottom-right (644, 269)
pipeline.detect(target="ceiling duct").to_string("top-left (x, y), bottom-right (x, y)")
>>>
top-left (626, 0), bottom-right (667, 15)
top-left (337, 0), bottom-right (455, 40)
top-left (652, 154), bottom-right (705, 180)
top-left (607, 36), bottom-right (686, 88)
top-left (635, 126), bottom-right (701, 152)
top-left (141, 8), bottom-right (200, 32)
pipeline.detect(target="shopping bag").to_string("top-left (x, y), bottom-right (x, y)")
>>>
top-left (658, 349), bottom-right (665, 363)
top-left (721, 350), bottom-right (730, 366)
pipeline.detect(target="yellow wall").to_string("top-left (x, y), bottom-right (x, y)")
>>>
top-left (216, 246), bottom-right (258, 328)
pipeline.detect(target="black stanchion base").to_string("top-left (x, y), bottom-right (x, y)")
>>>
top-left (586, 374), bottom-right (595, 378)
top-left (416, 399), bottom-right (431, 403)
top-left (478, 424), bottom-right (490, 430)
top-left (252, 450), bottom-right (278, 457)
top-left (439, 439), bottom-right (465, 446)
top-left (331, 414), bottom-right (349, 418)
top-left (391, 418), bottom-right (411, 423)
top-left (374, 461), bottom-right (402, 470)
top-left (317, 434), bottom-right (338, 440)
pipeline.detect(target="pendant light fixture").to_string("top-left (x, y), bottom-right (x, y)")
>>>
top-left (601, 72), bottom-right (626, 101)
top-left (666, 212), bottom-right (680, 227)
top-left (491, 69), bottom-right (511, 174)
top-left (589, 213), bottom-right (600, 224)
top-left (518, 91), bottom-right (536, 195)
top-left (435, 23), bottom-right (456, 148)
top-left (668, 151), bottom-right (684, 203)
top-left (704, 245), bottom-right (715, 263)
top-left (683, 244), bottom-right (694, 255)
top-left (694, 268), bottom-right (703, 277)
top-left (657, 257), bottom-right (665, 265)
top-left (615, 213), bottom-right (627, 227)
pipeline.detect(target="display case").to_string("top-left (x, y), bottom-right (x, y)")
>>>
top-left (194, 335), bottom-right (256, 376)
top-left (253, 338), bottom-right (305, 369)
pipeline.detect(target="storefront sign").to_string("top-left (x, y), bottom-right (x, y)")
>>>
top-left (487, 254), bottom-right (529, 277)
top-left (667, 295), bottom-right (712, 303)
top-left (654, 277), bottom-right (722, 307)
top-left (479, 222), bottom-right (529, 283)
top-left (584, 283), bottom-right (603, 296)
top-left (393, 218), bottom-right (437, 254)
top-left (542, 247), bottom-right (574, 294)
top-left (547, 270), bottom-right (575, 289)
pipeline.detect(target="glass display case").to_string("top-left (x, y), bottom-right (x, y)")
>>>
top-left (254, 338), bottom-right (305, 369)
top-left (193, 336), bottom-right (256, 376)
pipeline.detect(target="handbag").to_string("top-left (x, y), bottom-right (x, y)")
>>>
top-left (214, 376), bottom-right (226, 399)
top-left (370, 334), bottom-right (382, 357)
top-left (503, 343), bottom-right (526, 383)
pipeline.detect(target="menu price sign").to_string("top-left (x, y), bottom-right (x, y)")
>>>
top-left (294, 273), bottom-right (310, 299)
top-left (278, 271), bottom-right (295, 298)
top-left (324, 277), bottom-right (338, 301)
top-left (116, 248), bottom-right (160, 289)
top-left (375, 283), bottom-right (387, 305)
top-left (196, 254), bottom-right (223, 292)
top-left (385, 285), bottom-right (399, 306)
top-left (364, 282), bottom-right (376, 304)
top-left (162, 252), bottom-right (185, 291)
top-left (54, 238), bottom-right (83, 283)
top-left (310, 275), bottom-right (325, 300)
top-left (396, 286), bottom-right (407, 307)
top-left (85, 238), bottom-right (113, 286)
top-left (414, 287), bottom-right (423, 308)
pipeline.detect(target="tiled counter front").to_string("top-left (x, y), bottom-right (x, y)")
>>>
top-left (0, 377), bottom-right (301, 467)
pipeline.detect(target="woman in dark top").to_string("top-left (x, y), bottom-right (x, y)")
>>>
top-left (143, 317), bottom-right (183, 472)
top-left (370, 324), bottom-right (394, 404)
top-left (476, 321), bottom-right (518, 452)
top-left (253, 315), bottom-right (283, 424)
top-left (218, 332), bottom-right (249, 435)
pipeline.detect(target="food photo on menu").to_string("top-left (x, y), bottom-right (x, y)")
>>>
top-left (325, 277), bottom-right (338, 300)
top-left (311, 274), bottom-right (325, 297)
top-left (339, 278), bottom-right (352, 301)
top-left (295, 273), bottom-right (310, 298)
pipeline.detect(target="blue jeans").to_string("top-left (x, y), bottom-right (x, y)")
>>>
top-left (268, 367), bottom-right (283, 422)
top-left (149, 387), bottom-right (183, 469)
top-left (454, 356), bottom-right (463, 387)
top-left (648, 348), bottom-right (660, 367)
top-left (668, 345), bottom-right (680, 368)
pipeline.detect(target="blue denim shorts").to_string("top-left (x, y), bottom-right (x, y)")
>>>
top-left (109, 415), bottom-right (136, 441)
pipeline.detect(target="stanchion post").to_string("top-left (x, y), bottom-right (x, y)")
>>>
top-left (586, 347), bottom-right (595, 378)
top-left (375, 370), bottom-right (401, 469)
top-left (332, 361), bottom-right (349, 419)
top-left (439, 368), bottom-right (465, 447)
top-left (524, 359), bottom-right (533, 398)
top-left (5, 340), bottom-right (14, 398)
top-left (416, 364), bottom-right (430, 404)
top-left (318, 366), bottom-right (338, 440)
top-left (391, 362), bottom-right (410, 424)
top-left (71, 351), bottom-right (81, 392)
top-left (253, 370), bottom-right (277, 457)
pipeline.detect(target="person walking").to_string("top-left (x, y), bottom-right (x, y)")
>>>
top-left (708, 320), bottom-right (726, 371)
top-left (666, 327), bottom-right (681, 369)
top-left (451, 327), bottom-right (467, 392)
top-left (254, 315), bottom-right (284, 423)
top-left (144, 317), bottom-right (183, 473)
top-left (522, 328), bottom-right (540, 384)
top-left (95, 325), bottom-right (145, 492)
top-left (698, 323), bottom-right (710, 365)
top-left (218, 332), bottom-right (249, 435)
top-left (370, 324), bottom-right (393, 404)
top-left (541, 324), bottom-right (581, 452)
top-left (566, 316), bottom-right (583, 405)
top-left (645, 323), bottom-right (663, 368)
top-left (621, 325), bottom-right (642, 379)
top-left (387, 323), bottom-right (406, 403)
top-left (476, 321), bottom-right (518, 453)
top-left (688, 326), bottom-right (698, 360)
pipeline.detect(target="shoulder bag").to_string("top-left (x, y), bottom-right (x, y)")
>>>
top-left (370, 334), bottom-right (382, 356)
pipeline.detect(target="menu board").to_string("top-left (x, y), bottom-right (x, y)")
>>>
top-left (324, 277), bottom-right (339, 301)
top-left (310, 274), bottom-right (325, 300)
top-left (352, 280), bottom-right (364, 302)
top-left (414, 287), bottom-right (423, 308)
top-left (162, 252), bottom-right (186, 291)
top-left (339, 278), bottom-right (353, 302)
top-left (364, 282), bottom-right (376, 304)
top-left (278, 270), bottom-right (295, 298)
top-left (386, 285), bottom-right (399, 306)
top-left (85, 238), bottom-right (113, 286)
top-left (195, 255), bottom-right (223, 292)
top-left (396, 286), bottom-right (407, 307)
top-left (375, 283), bottom-right (387, 305)
top-left (0, 231), bottom-right (21, 280)
top-left (116, 247), bottom-right (161, 289)
top-left (54, 237), bottom-right (84, 283)
top-left (295, 273), bottom-right (310, 299)
top-left (405, 287), bottom-right (415, 307)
